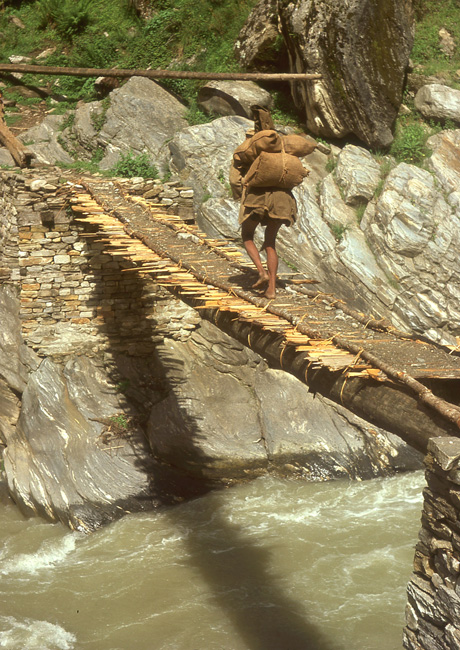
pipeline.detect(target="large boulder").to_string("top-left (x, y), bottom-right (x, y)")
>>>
top-left (234, 0), bottom-right (282, 69)
top-left (18, 114), bottom-right (74, 166)
top-left (415, 84), bottom-right (460, 124)
top-left (277, 0), bottom-right (415, 148)
top-left (3, 356), bottom-right (160, 531)
top-left (148, 320), bottom-right (421, 482)
top-left (168, 114), bottom-right (251, 206)
top-left (96, 76), bottom-right (189, 172)
top-left (197, 80), bottom-right (273, 119)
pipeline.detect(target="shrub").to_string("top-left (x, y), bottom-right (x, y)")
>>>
top-left (37, 0), bottom-right (92, 40)
top-left (390, 121), bottom-right (430, 164)
top-left (110, 150), bottom-right (159, 178)
top-left (330, 222), bottom-right (348, 242)
top-left (325, 157), bottom-right (337, 173)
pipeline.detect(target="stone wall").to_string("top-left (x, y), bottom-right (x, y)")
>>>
top-left (404, 437), bottom-right (460, 649)
top-left (0, 169), bottom-right (197, 355)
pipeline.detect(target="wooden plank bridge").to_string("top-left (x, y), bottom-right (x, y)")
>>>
top-left (69, 178), bottom-right (460, 453)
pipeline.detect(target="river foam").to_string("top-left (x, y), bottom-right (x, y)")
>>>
top-left (0, 533), bottom-right (78, 576)
top-left (0, 617), bottom-right (76, 650)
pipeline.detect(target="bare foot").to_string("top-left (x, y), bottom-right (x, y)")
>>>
top-left (264, 289), bottom-right (276, 300)
top-left (252, 273), bottom-right (269, 289)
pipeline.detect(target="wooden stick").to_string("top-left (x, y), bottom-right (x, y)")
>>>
top-left (0, 63), bottom-right (322, 82)
top-left (0, 90), bottom-right (34, 168)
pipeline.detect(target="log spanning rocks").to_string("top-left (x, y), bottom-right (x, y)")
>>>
top-left (404, 438), bottom-right (460, 650)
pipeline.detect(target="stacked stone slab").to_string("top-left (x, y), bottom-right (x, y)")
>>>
top-left (404, 437), bottom-right (460, 649)
top-left (0, 169), bottom-right (196, 353)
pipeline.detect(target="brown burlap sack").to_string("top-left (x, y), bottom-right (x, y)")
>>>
top-left (243, 151), bottom-right (309, 190)
top-left (229, 161), bottom-right (244, 200)
top-left (282, 134), bottom-right (317, 157)
top-left (252, 105), bottom-right (275, 132)
top-left (233, 129), bottom-right (282, 166)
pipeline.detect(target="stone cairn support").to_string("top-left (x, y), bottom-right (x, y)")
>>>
top-left (0, 169), bottom-right (196, 351)
top-left (404, 437), bottom-right (460, 649)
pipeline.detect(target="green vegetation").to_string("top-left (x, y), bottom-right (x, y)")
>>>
top-left (37, 0), bottom-right (92, 40)
top-left (109, 414), bottom-right (128, 429)
top-left (325, 157), bottom-right (337, 173)
top-left (0, 0), bottom-right (259, 121)
top-left (110, 150), bottom-right (159, 178)
top-left (0, 0), bottom-right (458, 168)
top-left (330, 222), bottom-right (348, 242)
top-left (355, 203), bottom-right (367, 225)
top-left (57, 147), bottom-right (159, 179)
top-left (389, 120), bottom-right (431, 164)
top-left (411, 0), bottom-right (460, 83)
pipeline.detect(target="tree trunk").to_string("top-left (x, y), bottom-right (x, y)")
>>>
top-left (0, 92), bottom-right (34, 167)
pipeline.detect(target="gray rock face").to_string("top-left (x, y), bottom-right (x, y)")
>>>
top-left (169, 115), bottom-right (251, 204)
top-left (0, 286), bottom-right (38, 393)
top-left (196, 124), bottom-right (460, 345)
top-left (427, 129), bottom-right (460, 195)
top-left (362, 162), bottom-right (460, 341)
top-left (60, 100), bottom-right (104, 160)
top-left (197, 80), bottom-right (273, 119)
top-left (415, 84), bottom-right (460, 123)
top-left (148, 320), bottom-right (421, 482)
top-left (278, 0), bottom-right (414, 148)
top-left (97, 76), bottom-right (188, 171)
top-left (3, 356), bottom-right (158, 531)
top-left (335, 145), bottom-right (381, 205)
top-left (0, 281), bottom-right (422, 531)
top-left (19, 114), bottom-right (74, 166)
top-left (234, 0), bottom-right (280, 69)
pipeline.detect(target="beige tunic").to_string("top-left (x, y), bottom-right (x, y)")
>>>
top-left (238, 186), bottom-right (297, 226)
top-left (230, 161), bottom-right (297, 226)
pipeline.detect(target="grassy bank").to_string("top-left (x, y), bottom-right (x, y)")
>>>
top-left (0, 0), bottom-right (258, 121)
top-left (0, 0), bottom-right (459, 163)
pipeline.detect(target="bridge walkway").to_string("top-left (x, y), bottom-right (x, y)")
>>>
top-left (69, 177), bottom-right (460, 451)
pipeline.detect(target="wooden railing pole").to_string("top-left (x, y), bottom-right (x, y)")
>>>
top-left (0, 63), bottom-right (321, 82)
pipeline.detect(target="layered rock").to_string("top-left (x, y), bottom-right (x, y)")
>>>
top-left (233, 0), bottom-right (281, 69)
top-left (148, 320), bottom-right (422, 483)
top-left (96, 76), bottom-right (188, 172)
top-left (197, 80), bottom-right (273, 119)
top-left (169, 116), bottom-right (460, 346)
top-left (415, 84), bottom-right (460, 124)
top-left (277, 0), bottom-right (414, 148)
top-left (19, 77), bottom-right (189, 172)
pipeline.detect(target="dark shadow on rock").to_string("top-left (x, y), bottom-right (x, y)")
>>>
top-left (78, 227), bottom-right (217, 515)
top-left (79, 209), bottom-right (340, 649)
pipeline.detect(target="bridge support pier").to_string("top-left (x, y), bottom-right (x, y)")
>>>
top-left (404, 438), bottom-right (460, 649)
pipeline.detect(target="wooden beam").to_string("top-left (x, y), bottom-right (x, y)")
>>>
top-left (0, 90), bottom-right (34, 168)
top-left (0, 63), bottom-right (322, 82)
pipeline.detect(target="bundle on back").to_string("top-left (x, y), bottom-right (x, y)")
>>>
top-left (233, 129), bottom-right (313, 191)
top-left (243, 150), bottom-right (310, 190)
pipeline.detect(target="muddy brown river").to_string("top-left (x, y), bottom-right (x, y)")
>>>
top-left (0, 471), bottom-right (424, 650)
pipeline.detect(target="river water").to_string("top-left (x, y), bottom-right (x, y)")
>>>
top-left (0, 471), bottom-right (425, 650)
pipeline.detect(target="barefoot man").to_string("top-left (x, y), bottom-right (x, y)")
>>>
top-left (240, 192), bottom-right (296, 299)
top-left (230, 107), bottom-right (298, 300)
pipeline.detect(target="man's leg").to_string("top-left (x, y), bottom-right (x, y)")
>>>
top-left (241, 216), bottom-right (269, 287)
top-left (263, 219), bottom-right (282, 299)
